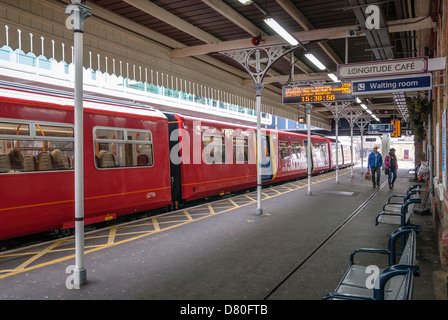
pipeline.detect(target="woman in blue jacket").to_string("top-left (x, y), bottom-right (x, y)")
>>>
top-left (367, 146), bottom-right (383, 188)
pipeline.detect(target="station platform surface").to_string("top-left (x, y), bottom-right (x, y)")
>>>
top-left (0, 163), bottom-right (446, 303)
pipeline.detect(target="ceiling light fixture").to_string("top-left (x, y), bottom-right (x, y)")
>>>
top-left (360, 103), bottom-right (368, 110)
top-left (305, 53), bottom-right (326, 70)
top-left (327, 73), bottom-right (340, 82)
top-left (264, 17), bottom-right (298, 46)
top-left (238, 0), bottom-right (253, 5)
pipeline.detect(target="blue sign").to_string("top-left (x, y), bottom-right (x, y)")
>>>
top-left (352, 73), bottom-right (432, 95)
top-left (368, 123), bottom-right (394, 134)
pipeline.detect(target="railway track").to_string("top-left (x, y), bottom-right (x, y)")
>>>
top-left (262, 179), bottom-right (386, 300)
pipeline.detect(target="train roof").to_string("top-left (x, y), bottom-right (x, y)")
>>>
top-left (0, 85), bottom-right (167, 121)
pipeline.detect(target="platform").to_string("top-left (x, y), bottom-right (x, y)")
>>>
top-left (0, 165), bottom-right (446, 303)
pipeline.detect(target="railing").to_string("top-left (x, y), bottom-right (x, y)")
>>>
top-left (0, 25), bottom-right (276, 126)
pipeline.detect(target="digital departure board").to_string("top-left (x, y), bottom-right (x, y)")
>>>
top-left (282, 83), bottom-right (355, 104)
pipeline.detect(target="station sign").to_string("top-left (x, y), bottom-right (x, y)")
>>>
top-left (282, 82), bottom-right (354, 104)
top-left (337, 56), bottom-right (428, 80)
top-left (352, 73), bottom-right (432, 95)
top-left (391, 120), bottom-right (401, 137)
top-left (368, 123), bottom-right (394, 134)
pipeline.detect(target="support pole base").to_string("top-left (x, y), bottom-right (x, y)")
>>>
top-left (256, 208), bottom-right (263, 215)
top-left (73, 267), bottom-right (87, 286)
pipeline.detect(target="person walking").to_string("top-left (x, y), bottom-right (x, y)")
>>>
top-left (367, 146), bottom-right (383, 188)
top-left (384, 148), bottom-right (398, 189)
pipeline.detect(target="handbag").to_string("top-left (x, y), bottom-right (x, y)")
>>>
top-left (385, 168), bottom-right (389, 175)
top-left (365, 170), bottom-right (371, 180)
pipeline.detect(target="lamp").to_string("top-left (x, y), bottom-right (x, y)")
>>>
top-left (264, 17), bottom-right (298, 46)
top-left (305, 53), bottom-right (326, 70)
top-left (327, 73), bottom-right (340, 82)
top-left (238, 0), bottom-right (252, 4)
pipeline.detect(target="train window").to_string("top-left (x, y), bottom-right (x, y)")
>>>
top-left (0, 121), bottom-right (30, 136)
top-left (35, 124), bottom-right (74, 138)
top-left (203, 135), bottom-right (226, 164)
top-left (279, 141), bottom-right (290, 160)
top-left (233, 137), bottom-right (249, 163)
top-left (0, 119), bottom-right (74, 173)
top-left (320, 144), bottom-right (328, 158)
top-left (291, 142), bottom-right (300, 160)
top-left (94, 127), bottom-right (153, 169)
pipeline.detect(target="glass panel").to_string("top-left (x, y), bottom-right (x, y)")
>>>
top-left (127, 130), bottom-right (152, 142)
top-left (0, 122), bottom-right (30, 136)
top-left (203, 135), bottom-right (226, 164)
top-left (279, 141), bottom-right (290, 160)
top-left (233, 137), bottom-right (249, 163)
top-left (35, 124), bottom-right (73, 138)
top-left (95, 128), bottom-right (124, 140)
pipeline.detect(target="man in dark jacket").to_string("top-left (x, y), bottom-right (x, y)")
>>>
top-left (367, 146), bottom-right (383, 188)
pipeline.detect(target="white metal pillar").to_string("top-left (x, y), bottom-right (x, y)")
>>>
top-left (355, 117), bottom-right (371, 174)
top-left (335, 114), bottom-right (339, 184)
top-left (254, 83), bottom-right (264, 215)
top-left (340, 110), bottom-right (363, 178)
top-left (350, 122), bottom-right (354, 177)
top-left (219, 45), bottom-right (299, 215)
top-left (322, 101), bottom-right (350, 184)
top-left (306, 104), bottom-right (312, 195)
top-left (65, 0), bottom-right (91, 287)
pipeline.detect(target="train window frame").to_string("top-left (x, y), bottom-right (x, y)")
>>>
top-left (93, 126), bottom-right (154, 170)
top-left (0, 118), bottom-right (74, 174)
top-left (279, 141), bottom-right (290, 160)
top-left (203, 134), bottom-right (226, 164)
top-left (233, 137), bottom-right (250, 163)
top-left (291, 142), bottom-right (302, 160)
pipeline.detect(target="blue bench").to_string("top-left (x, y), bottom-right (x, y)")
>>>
top-left (322, 226), bottom-right (420, 300)
top-left (385, 185), bottom-right (421, 207)
top-left (375, 186), bottom-right (421, 226)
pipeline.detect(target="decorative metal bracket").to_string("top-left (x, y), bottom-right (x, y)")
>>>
top-left (340, 110), bottom-right (364, 127)
top-left (354, 116), bottom-right (372, 133)
top-left (321, 101), bottom-right (352, 120)
top-left (220, 45), bottom-right (299, 84)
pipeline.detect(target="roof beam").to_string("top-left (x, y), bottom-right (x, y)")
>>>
top-left (123, 0), bottom-right (220, 44)
top-left (201, 0), bottom-right (313, 74)
top-left (201, 0), bottom-right (265, 38)
top-left (170, 16), bottom-right (433, 58)
top-left (275, 0), bottom-right (343, 64)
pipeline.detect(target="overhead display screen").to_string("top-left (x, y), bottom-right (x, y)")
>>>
top-left (282, 82), bottom-right (355, 104)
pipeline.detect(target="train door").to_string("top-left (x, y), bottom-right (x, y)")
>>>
top-left (303, 139), bottom-right (314, 173)
top-left (260, 135), bottom-right (275, 182)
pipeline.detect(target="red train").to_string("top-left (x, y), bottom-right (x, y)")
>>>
top-left (0, 86), bottom-right (356, 241)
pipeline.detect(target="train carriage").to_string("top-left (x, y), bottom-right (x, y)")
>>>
top-left (0, 88), bottom-right (171, 240)
top-left (1, 85), bottom-right (339, 242)
top-left (167, 113), bottom-right (259, 203)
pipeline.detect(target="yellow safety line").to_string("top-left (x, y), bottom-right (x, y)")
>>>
top-left (107, 227), bottom-right (117, 246)
top-left (0, 168), bottom-right (351, 280)
top-left (151, 218), bottom-right (160, 231)
top-left (227, 199), bottom-right (239, 208)
top-left (207, 203), bottom-right (216, 215)
top-left (12, 240), bottom-right (62, 272)
top-left (183, 210), bottom-right (194, 221)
